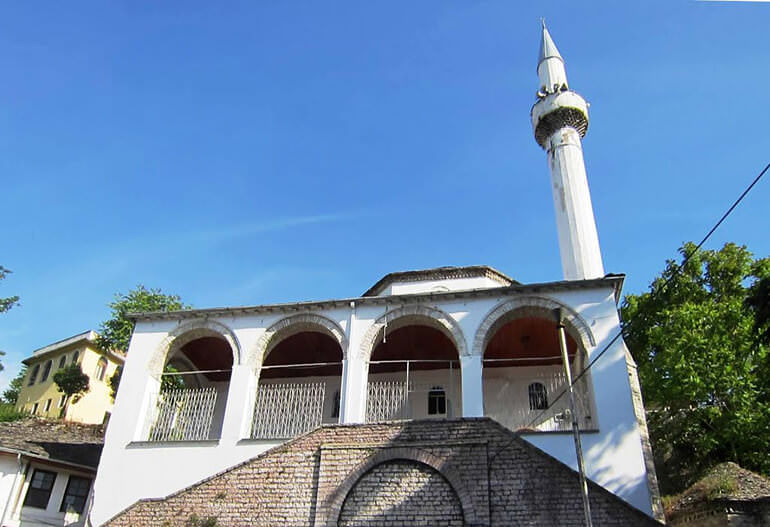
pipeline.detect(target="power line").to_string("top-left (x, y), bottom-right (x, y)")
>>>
top-left (490, 160), bottom-right (770, 462)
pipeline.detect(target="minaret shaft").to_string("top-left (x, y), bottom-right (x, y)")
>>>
top-left (547, 128), bottom-right (605, 280)
top-left (532, 24), bottom-right (605, 281)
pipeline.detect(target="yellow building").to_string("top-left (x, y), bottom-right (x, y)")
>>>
top-left (16, 330), bottom-right (124, 425)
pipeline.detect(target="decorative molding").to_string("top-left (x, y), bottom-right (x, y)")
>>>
top-left (472, 295), bottom-right (595, 358)
top-left (249, 313), bottom-right (347, 370)
top-left (358, 305), bottom-right (468, 360)
top-left (147, 319), bottom-right (241, 379)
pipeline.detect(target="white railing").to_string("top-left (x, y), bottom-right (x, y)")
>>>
top-left (147, 386), bottom-right (218, 441)
top-left (483, 367), bottom-right (594, 432)
top-left (366, 380), bottom-right (410, 422)
top-left (251, 381), bottom-right (326, 439)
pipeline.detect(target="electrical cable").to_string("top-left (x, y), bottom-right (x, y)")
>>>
top-left (489, 161), bottom-right (770, 462)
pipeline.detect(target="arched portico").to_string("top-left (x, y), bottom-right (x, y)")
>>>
top-left (249, 314), bottom-right (346, 439)
top-left (361, 306), bottom-right (464, 422)
top-left (144, 320), bottom-right (240, 442)
top-left (473, 297), bottom-right (597, 432)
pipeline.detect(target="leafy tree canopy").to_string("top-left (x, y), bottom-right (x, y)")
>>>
top-left (53, 364), bottom-right (90, 406)
top-left (2, 366), bottom-right (26, 405)
top-left (100, 285), bottom-right (190, 400)
top-left (621, 242), bottom-right (770, 495)
top-left (0, 266), bottom-right (19, 315)
top-left (97, 285), bottom-right (189, 353)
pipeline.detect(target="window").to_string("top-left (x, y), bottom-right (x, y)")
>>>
top-left (72, 351), bottom-right (80, 364)
top-left (428, 386), bottom-right (446, 415)
top-left (40, 360), bottom-right (53, 382)
top-left (94, 357), bottom-right (108, 382)
top-left (23, 469), bottom-right (56, 509)
top-left (331, 390), bottom-right (340, 419)
top-left (28, 364), bottom-right (40, 386)
top-left (59, 475), bottom-right (91, 514)
top-left (32, 403), bottom-right (39, 414)
top-left (44, 399), bottom-right (52, 412)
top-left (528, 382), bottom-right (548, 410)
top-left (58, 355), bottom-right (67, 369)
top-left (58, 395), bottom-right (66, 409)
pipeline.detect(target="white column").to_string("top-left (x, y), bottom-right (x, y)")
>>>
top-left (461, 354), bottom-right (484, 417)
top-left (547, 127), bottom-right (605, 280)
top-left (219, 364), bottom-right (255, 444)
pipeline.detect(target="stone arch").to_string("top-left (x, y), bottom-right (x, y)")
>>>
top-left (325, 447), bottom-right (478, 527)
top-left (250, 313), bottom-right (347, 370)
top-left (472, 295), bottom-right (595, 357)
top-left (359, 305), bottom-right (468, 361)
top-left (148, 319), bottom-right (242, 379)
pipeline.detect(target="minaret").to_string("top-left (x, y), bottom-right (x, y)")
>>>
top-left (531, 22), bottom-right (605, 281)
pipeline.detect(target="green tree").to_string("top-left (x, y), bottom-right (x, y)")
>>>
top-left (621, 242), bottom-right (770, 494)
top-left (2, 366), bottom-right (27, 405)
top-left (0, 266), bottom-right (19, 315)
top-left (53, 364), bottom-right (90, 418)
top-left (98, 285), bottom-right (190, 399)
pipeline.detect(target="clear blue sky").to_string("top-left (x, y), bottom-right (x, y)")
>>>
top-left (1, 1), bottom-right (769, 388)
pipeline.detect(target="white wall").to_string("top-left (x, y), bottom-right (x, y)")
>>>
top-left (90, 285), bottom-right (655, 524)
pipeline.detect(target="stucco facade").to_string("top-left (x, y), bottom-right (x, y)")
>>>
top-left (91, 272), bottom-right (661, 525)
top-left (17, 331), bottom-right (124, 425)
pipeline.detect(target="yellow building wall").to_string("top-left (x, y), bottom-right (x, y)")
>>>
top-left (16, 343), bottom-right (121, 425)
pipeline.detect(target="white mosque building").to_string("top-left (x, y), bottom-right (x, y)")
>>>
top-left (90, 25), bottom-right (662, 525)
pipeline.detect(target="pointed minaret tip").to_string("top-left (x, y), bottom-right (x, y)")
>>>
top-left (538, 21), bottom-right (563, 65)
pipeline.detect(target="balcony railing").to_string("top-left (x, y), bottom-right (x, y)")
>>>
top-left (147, 386), bottom-right (218, 442)
top-left (483, 366), bottom-right (594, 432)
top-left (251, 381), bottom-right (326, 439)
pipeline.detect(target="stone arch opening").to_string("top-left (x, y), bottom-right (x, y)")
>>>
top-left (364, 309), bottom-right (463, 422)
top-left (337, 459), bottom-right (464, 527)
top-left (477, 299), bottom-right (596, 433)
top-left (146, 321), bottom-right (239, 442)
top-left (250, 314), bottom-right (345, 440)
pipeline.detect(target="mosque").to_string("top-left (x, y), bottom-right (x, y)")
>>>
top-left (91, 24), bottom-right (664, 526)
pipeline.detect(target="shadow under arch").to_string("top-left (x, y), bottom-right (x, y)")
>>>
top-left (148, 319), bottom-right (242, 379)
top-left (358, 304), bottom-right (468, 361)
top-left (250, 313), bottom-right (348, 371)
top-left (472, 295), bottom-right (596, 357)
top-left (324, 447), bottom-right (478, 527)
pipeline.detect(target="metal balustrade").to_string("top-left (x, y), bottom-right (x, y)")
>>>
top-left (251, 381), bottom-right (326, 439)
top-left (483, 366), bottom-right (595, 432)
top-left (147, 386), bottom-right (218, 442)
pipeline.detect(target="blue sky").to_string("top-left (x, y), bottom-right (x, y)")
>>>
top-left (1, 1), bottom-right (769, 388)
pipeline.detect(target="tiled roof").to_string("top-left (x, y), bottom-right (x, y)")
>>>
top-left (362, 265), bottom-right (517, 297)
top-left (0, 417), bottom-right (104, 470)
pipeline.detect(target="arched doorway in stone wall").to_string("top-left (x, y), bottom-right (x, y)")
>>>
top-left (338, 460), bottom-right (464, 527)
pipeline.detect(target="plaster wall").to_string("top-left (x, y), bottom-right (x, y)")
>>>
top-left (379, 276), bottom-right (505, 296)
top-left (0, 454), bottom-right (20, 523)
top-left (90, 285), bottom-right (655, 525)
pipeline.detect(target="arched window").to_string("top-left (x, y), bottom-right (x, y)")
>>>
top-left (28, 364), bottom-right (40, 386)
top-left (428, 386), bottom-right (446, 415)
top-left (94, 358), bottom-right (108, 382)
top-left (58, 355), bottom-right (67, 369)
top-left (528, 382), bottom-right (548, 411)
top-left (72, 351), bottom-right (80, 364)
top-left (40, 360), bottom-right (53, 383)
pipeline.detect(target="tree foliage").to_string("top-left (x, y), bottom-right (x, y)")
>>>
top-left (621, 242), bottom-right (770, 494)
top-left (0, 266), bottom-right (19, 315)
top-left (99, 285), bottom-right (190, 400)
top-left (2, 366), bottom-right (26, 405)
top-left (97, 285), bottom-right (189, 353)
top-left (53, 364), bottom-right (90, 416)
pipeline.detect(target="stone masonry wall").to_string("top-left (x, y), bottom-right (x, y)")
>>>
top-left (338, 460), bottom-right (463, 526)
top-left (103, 418), bottom-right (662, 527)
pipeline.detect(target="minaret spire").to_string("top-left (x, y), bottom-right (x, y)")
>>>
top-left (531, 23), bottom-right (605, 281)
